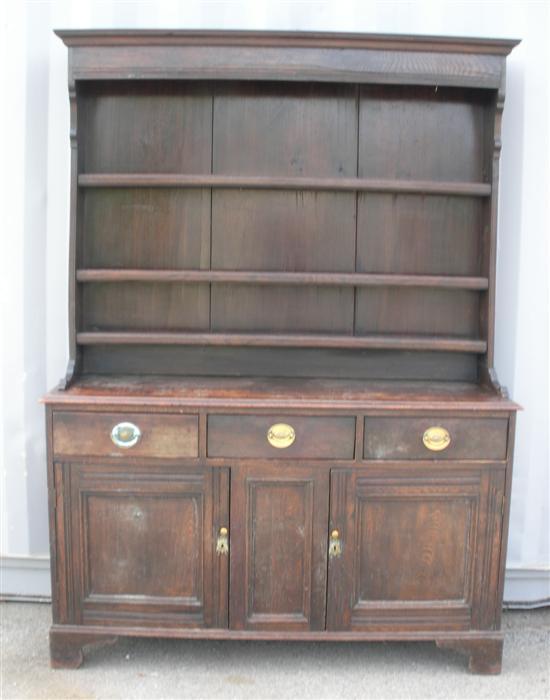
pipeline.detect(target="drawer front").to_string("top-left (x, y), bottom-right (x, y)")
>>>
top-left (364, 416), bottom-right (508, 460)
top-left (207, 415), bottom-right (355, 459)
top-left (53, 411), bottom-right (199, 458)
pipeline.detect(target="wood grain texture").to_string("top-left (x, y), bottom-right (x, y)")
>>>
top-left (355, 288), bottom-right (480, 337)
top-left (68, 464), bottom-right (227, 628)
top-left (67, 45), bottom-right (505, 89)
top-left (78, 347), bottom-right (479, 382)
top-left (81, 282), bottom-right (210, 332)
top-left (230, 464), bottom-right (329, 631)
top-left (363, 415), bottom-right (508, 460)
top-left (79, 82), bottom-right (212, 173)
top-left (75, 331), bottom-right (487, 353)
top-left (76, 270), bottom-right (489, 289)
top-left (210, 286), bottom-right (355, 334)
top-left (207, 414), bottom-right (355, 459)
top-left (82, 189), bottom-right (211, 269)
top-left (359, 86), bottom-right (489, 182)
top-left (52, 411), bottom-right (198, 458)
top-left (327, 470), bottom-right (484, 631)
top-left (211, 191), bottom-right (356, 272)
top-left (436, 637), bottom-right (504, 674)
top-left (357, 194), bottom-right (484, 276)
top-left (44, 376), bottom-right (518, 412)
top-left (78, 173), bottom-right (492, 195)
top-left (47, 30), bottom-right (518, 672)
top-left (55, 30), bottom-right (519, 55)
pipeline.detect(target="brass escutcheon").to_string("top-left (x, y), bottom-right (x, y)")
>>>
top-left (422, 426), bottom-right (451, 452)
top-left (328, 529), bottom-right (342, 558)
top-left (267, 423), bottom-right (296, 449)
top-left (216, 527), bottom-right (229, 555)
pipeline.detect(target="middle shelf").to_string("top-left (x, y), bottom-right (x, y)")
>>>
top-left (76, 269), bottom-right (489, 290)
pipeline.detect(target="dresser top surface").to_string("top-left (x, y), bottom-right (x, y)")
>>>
top-left (44, 376), bottom-right (518, 412)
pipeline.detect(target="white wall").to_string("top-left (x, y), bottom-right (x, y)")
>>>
top-left (1, 0), bottom-right (548, 603)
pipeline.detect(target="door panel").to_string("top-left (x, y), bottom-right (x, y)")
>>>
top-left (68, 462), bottom-right (229, 628)
top-left (327, 469), bottom-right (496, 632)
top-left (230, 464), bottom-right (329, 631)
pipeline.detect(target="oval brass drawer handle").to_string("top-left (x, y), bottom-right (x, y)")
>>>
top-left (111, 422), bottom-right (142, 449)
top-left (267, 423), bottom-right (296, 449)
top-left (422, 426), bottom-right (451, 452)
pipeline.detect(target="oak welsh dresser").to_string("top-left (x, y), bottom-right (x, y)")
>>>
top-left (44, 30), bottom-right (520, 673)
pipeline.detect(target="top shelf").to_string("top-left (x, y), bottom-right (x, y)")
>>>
top-left (78, 174), bottom-right (492, 197)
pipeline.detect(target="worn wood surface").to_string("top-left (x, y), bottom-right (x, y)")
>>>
top-left (207, 414), bottom-right (355, 459)
top-left (53, 411), bottom-right (198, 458)
top-left (363, 415), bottom-right (509, 460)
top-left (44, 376), bottom-right (518, 411)
top-left (48, 30), bottom-right (518, 673)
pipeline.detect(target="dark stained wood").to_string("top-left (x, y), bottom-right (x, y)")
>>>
top-left (78, 173), bottom-right (492, 195)
top-left (68, 463), bottom-right (228, 628)
top-left (481, 87), bottom-right (505, 367)
top-left (207, 414), bottom-right (355, 459)
top-left (436, 637), bottom-right (504, 674)
top-left (62, 78), bottom-right (80, 389)
top-left (79, 81), bottom-right (212, 174)
top-left (363, 416), bottom-right (509, 460)
top-left (50, 620), bottom-right (506, 641)
top-left (81, 189), bottom-right (211, 269)
top-left (75, 331), bottom-right (488, 353)
top-left (50, 629), bottom-right (118, 669)
top-left (359, 86), bottom-right (489, 182)
top-left (230, 464), bottom-right (329, 631)
top-left (47, 30), bottom-right (518, 673)
top-left (211, 193), bottom-right (356, 272)
top-left (76, 269), bottom-right (490, 289)
top-left (63, 43), bottom-right (507, 89)
top-left (79, 347), bottom-right (479, 382)
top-left (44, 376), bottom-right (518, 412)
top-left (52, 411), bottom-right (198, 458)
top-left (213, 82), bottom-right (357, 177)
top-left (211, 286), bottom-right (355, 334)
top-left (355, 288), bottom-right (480, 337)
top-left (356, 194), bottom-right (484, 276)
top-left (327, 470), bottom-right (492, 632)
top-left (81, 282), bottom-right (210, 332)
top-left (55, 29), bottom-right (519, 55)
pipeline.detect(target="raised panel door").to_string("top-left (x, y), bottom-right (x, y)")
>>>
top-left (229, 464), bottom-right (329, 631)
top-left (65, 462), bottom-right (229, 628)
top-left (327, 469), bottom-right (501, 632)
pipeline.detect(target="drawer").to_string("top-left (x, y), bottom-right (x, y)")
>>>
top-left (52, 411), bottom-right (199, 459)
top-left (364, 416), bottom-right (508, 460)
top-left (207, 415), bottom-right (355, 459)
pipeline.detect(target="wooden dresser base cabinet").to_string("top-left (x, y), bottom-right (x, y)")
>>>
top-left (45, 382), bottom-right (516, 674)
top-left (46, 30), bottom-right (519, 674)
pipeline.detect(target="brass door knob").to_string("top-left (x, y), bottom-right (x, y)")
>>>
top-left (422, 426), bottom-right (451, 452)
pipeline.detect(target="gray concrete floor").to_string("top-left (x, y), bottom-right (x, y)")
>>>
top-left (0, 603), bottom-right (549, 700)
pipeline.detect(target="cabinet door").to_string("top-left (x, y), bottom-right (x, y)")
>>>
top-left (230, 464), bottom-right (329, 631)
top-left (327, 469), bottom-right (502, 631)
top-left (65, 463), bottom-right (229, 628)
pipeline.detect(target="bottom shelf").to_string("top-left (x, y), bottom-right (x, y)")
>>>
top-left (76, 331), bottom-right (487, 354)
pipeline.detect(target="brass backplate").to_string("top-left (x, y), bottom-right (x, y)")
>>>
top-left (267, 423), bottom-right (296, 449)
top-left (422, 426), bottom-right (451, 451)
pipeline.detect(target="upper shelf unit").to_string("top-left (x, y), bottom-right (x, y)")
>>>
top-left (56, 30), bottom-right (518, 382)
